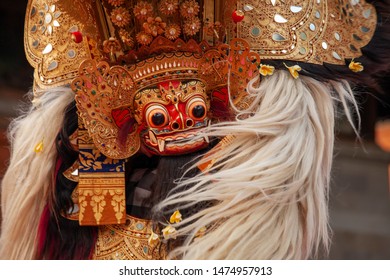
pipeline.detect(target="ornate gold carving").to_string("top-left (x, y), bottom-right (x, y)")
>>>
top-left (126, 52), bottom-right (204, 91)
top-left (26, 0), bottom-right (377, 94)
top-left (228, 0), bottom-right (376, 65)
top-left (72, 59), bottom-right (140, 159)
top-left (25, 0), bottom-right (102, 91)
top-left (72, 53), bottom-right (207, 159)
top-left (77, 128), bottom-right (126, 226)
top-left (199, 38), bottom-right (260, 110)
top-left (93, 216), bottom-right (168, 260)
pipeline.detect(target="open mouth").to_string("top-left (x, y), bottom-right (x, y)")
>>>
top-left (143, 121), bottom-right (210, 154)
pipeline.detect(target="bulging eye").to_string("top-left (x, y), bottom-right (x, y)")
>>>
top-left (187, 97), bottom-right (207, 120)
top-left (145, 105), bottom-right (169, 128)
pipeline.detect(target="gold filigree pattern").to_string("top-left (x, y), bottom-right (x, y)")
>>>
top-left (25, 0), bottom-right (102, 91)
top-left (159, 0), bottom-right (179, 16)
top-left (165, 24), bottom-right (181, 40)
top-left (26, 0), bottom-right (377, 95)
top-left (78, 143), bottom-right (126, 225)
top-left (228, 0), bottom-right (376, 65)
top-left (111, 7), bottom-right (131, 27)
top-left (199, 38), bottom-right (260, 110)
top-left (93, 216), bottom-right (168, 260)
top-left (127, 52), bottom-right (204, 91)
top-left (72, 59), bottom-right (140, 159)
top-left (183, 17), bottom-right (201, 36)
top-left (77, 123), bottom-right (126, 226)
top-left (133, 1), bottom-right (154, 21)
top-left (180, 0), bottom-right (200, 18)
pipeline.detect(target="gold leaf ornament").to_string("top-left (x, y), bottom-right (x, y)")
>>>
top-left (111, 7), bottom-right (131, 27)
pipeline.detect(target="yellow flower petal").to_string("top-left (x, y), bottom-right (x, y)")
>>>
top-left (195, 226), bottom-right (207, 238)
top-left (284, 63), bottom-right (301, 79)
top-left (148, 230), bottom-right (160, 247)
top-left (259, 64), bottom-right (275, 76)
top-left (34, 140), bottom-right (44, 153)
top-left (169, 210), bottom-right (182, 224)
top-left (162, 225), bottom-right (177, 240)
top-left (349, 60), bottom-right (364, 72)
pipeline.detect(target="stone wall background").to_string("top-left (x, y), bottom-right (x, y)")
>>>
top-left (0, 1), bottom-right (389, 259)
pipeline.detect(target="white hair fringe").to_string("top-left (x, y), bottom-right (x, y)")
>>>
top-left (0, 71), bottom-right (358, 260)
top-left (155, 70), bottom-right (359, 259)
top-left (0, 87), bottom-right (74, 259)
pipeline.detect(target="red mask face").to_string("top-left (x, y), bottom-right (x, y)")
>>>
top-left (133, 80), bottom-right (210, 156)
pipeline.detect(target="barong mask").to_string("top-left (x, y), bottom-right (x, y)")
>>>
top-left (24, 0), bottom-right (377, 225)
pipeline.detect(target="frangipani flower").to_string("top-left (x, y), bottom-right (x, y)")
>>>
top-left (162, 225), bottom-right (177, 240)
top-left (349, 59), bottom-right (364, 72)
top-left (259, 64), bottom-right (275, 76)
top-left (169, 210), bottom-right (182, 224)
top-left (284, 63), bottom-right (301, 79)
top-left (148, 229), bottom-right (160, 247)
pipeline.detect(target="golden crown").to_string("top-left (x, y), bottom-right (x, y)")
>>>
top-left (25, 0), bottom-right (377, 91)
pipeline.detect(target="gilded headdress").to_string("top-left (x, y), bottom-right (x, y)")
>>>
top-left (24, 0), bottom-right (379, 225)
top-left (25, 1), bottom-right (377, 87)
top-left (25, 0), bottom-right (379, 153)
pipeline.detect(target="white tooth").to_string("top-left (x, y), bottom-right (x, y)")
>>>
top-left (158, 139), bottom-right (165, 152)
top-left (149, 130), bottom-right (157, 144)
top-left (204, 135), bottom-right (210, 143)
top-left (71, 169), bottom-right (79, 176)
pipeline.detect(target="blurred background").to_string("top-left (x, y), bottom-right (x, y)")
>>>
top-left (0, 1), bottom-right (389, 259)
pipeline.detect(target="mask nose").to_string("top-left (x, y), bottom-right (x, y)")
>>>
top-left (170, 112), bottom-right (184, 130)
